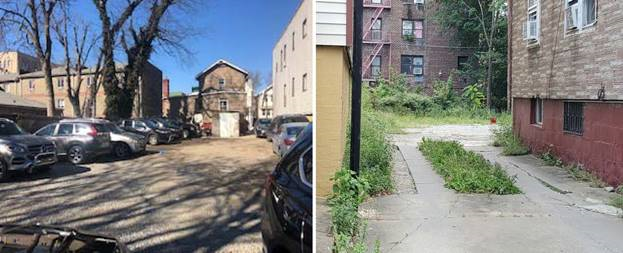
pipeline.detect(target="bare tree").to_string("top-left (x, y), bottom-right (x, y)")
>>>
top-left (54, 2), bottom-right (97, 117)
top-left (0, 0), bottom-right (60, 116)
top-left (92, 0), bottom-right (143, 120)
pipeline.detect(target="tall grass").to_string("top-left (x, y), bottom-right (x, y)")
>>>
top-left (491, 114), bottom-right (529, 156)
top-left (419, 138), bottom-right (521, 194)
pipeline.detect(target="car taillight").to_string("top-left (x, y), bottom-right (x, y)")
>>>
top-left (284, 138), bottom-right (294, 146)
top-left (88, 125), bottom-right (98, 137)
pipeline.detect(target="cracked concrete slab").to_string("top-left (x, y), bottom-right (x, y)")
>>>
top-left (363, 125), bottom-right (623, 253)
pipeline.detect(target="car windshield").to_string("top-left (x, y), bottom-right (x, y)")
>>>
top-left (258, 119), bottom-right (271, 126)
top-left (287, 126), bottom-right (305, 136)
top-left (282, 116), bottom-right (309, 124)
top-left (0, 121), bottom-right (25, 136)
top-left (105, 123), bottom-right (124, 134)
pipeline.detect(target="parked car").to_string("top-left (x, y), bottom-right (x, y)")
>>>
top-left (0, 118), bottom-right (57, 181)
top-left (262, 123), bottom-right (312, 253)
top-left (254, 118), bottom-right (272, 138)
top-left (0, 224), bottom-right (129, 252)
top-left (35, 121), bottom-right (111, 164)
top-left (168, 118), bottom-right (200, 139)
top-left (62, 119), bottom-right (147, 158)
top-left (271, 122), bottom-right (308, 157)
top-left (266, 114), bottom-right (310, 142)
top-left (150, 117), bottom-right (185, 138)
top-left (118, 119), bottom-right (179, 145)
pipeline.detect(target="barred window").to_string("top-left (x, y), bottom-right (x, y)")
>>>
top-left (563, 102), bottom-right (583, 135)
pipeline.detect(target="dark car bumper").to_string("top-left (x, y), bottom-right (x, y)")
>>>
top-left (8, 152), bottom-right (57, 172)
top-left (261, 190), bottom-right (310, 253)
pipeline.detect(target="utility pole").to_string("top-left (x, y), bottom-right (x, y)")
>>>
top-left (349, 0), bottom-right (363, 176)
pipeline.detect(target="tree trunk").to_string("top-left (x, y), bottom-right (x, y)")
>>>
top-left (42, 59), bottom-right (56, 116)
top-left (486, 51), bottom-right (493, 109)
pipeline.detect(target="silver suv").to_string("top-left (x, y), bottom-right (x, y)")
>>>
top-left (35, 121), bottom-right (111, 164)
top-left (0, 118), bottom-right (57, 181)
top-left (62, 119), bottom-right (147, 158)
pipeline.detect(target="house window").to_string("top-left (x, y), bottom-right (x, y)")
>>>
top-left (372, 0), bottom-right (382, 3)
top-left (280, 50), bottom-right (283, 71)
top-left (523, 0), bottom-right (539, 41)
top-left (531, 98), bottom-right (544, 125)
top-left (302, 19), bottom-right (307, 38)
top-left (563, 102), bottom-right (584, 134)
top-left (371, 18), bottom-right (382, 40)
top-left (56, 99), bottom-right (65, 109)
top-left (57, 78), bottom-right (65, 88)
top-left (218, 78), bottom-right (225, 89)
top-left (219, 99), bottom-right (228, 111)
top-left (302, 73), bottom-right (308, 92)
top-left (28, 80), bottom-right (35, 92)
top-left (402, 20), bottom-right (423, 40)
top-left (292, 32), bottom-right (295, 51)
top-left (291, 77), bottom-right (295, 97)
top-left (400, 55), bottom-right (424, 81)
top-left (402, 0), bottom-right (425, 4)
top-left (565, 0), bottom-right (597, 31)
top-left (458, 56), bottom-right (469, 71)
top-left (371, 56), bottom-right (381, 77)
top-left (283, 45), bottom-right (287, 69)
top-left (283, 84), bottom-right (287, 107)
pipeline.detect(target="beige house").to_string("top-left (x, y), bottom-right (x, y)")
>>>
top-left (272, 0), bottom-right (313, 117)
top-left (0, 57), bottom-right (163, 118)
top-left (255, 84), bottom-right (273, 119)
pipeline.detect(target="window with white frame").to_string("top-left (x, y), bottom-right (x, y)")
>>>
top-left (57, 78), bottom-right (65, 88)
top-left (28, 80), bottom-right (35, 92)
top-left (218, 78), bottom-right (225, 89)
top-left (283, 84), bottom-right (287, 107)
top-left (292, 31), bottom-right (295, 51)
top-left (219, 99), bottom-right (228, 111)
top-left (56, 99), bottom-right (65, 109)
top-left (302, 73), bottom-right (308, 92)
top-left (302, 19), bottom-right (307, 38)
top-left (531, 97), bottom-right (543, 125)
top-left (565, 0), bottom-right (597, 31)
top-left (371, 56), bottom-right (381, 77)
top-left (401, 55), bottom-right (424, 82)
top-left (291, 77), bottom-right (295, 97)
top-left (523, 0), bottom-right (540, 41)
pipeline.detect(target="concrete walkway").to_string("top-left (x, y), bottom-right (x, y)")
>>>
top-left (362, 125), bottom-right (623, 253)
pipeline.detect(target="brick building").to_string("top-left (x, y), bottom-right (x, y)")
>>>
top-left (362, 0), bottom-right (473, 90)
top-left (510, 0), bottom-right (623, 185)
top-left (0, 54), bottom-right (163, 118)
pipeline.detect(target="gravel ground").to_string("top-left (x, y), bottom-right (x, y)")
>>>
top-left (0, 136), bottom-right (278, 253)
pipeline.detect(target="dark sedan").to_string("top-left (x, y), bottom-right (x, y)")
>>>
top-left (261, 124), bottom-right (312, 253)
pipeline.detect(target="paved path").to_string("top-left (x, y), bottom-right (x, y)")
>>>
top-left (362, 125), bottom-right (623, 253)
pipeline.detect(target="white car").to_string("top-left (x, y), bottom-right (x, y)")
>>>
top-left (271, 122), bottom-right (309, 157)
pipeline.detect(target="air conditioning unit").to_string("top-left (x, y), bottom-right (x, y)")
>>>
top-left (414, 0), bottom-right (425, 4)
top-left (566, 4), bottom-right (579, 29)
top-left (413, 67), bottom-right (423, 75)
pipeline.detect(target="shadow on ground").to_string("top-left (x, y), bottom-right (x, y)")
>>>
top-left (0, 136), bottom-right (278, 252)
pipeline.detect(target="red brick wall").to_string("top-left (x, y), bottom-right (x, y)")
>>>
top-left (513, 98), bottom-right (623, 186)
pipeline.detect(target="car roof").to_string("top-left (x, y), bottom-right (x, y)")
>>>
top-left (60, 118), bottom-right (110, 124)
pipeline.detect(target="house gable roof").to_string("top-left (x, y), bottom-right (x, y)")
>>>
top-left (195, 59), bottom-right (248, 81)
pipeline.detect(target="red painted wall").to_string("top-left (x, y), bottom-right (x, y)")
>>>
top-left (513, 98), bottom-right (623, 186)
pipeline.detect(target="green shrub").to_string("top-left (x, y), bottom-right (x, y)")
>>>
top-left (419, 138), bottom-right (521, 194)
top-left (359, 109), bottom-right (394, 195)
top-left (492, 118), bottom-right (529, 156)
top-left (610, 195), bottom-right (623, 210)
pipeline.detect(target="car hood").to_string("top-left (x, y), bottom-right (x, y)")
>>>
top-left (111, 131), bottom-right (144, 141)
top-left (0, 134), bottom-right (52, 146)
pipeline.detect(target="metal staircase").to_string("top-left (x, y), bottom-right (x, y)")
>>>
top-left (362, 0), bottom-right (391, 81)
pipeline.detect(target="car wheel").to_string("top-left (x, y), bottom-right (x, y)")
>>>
top-left (114, 143), bottom-right (131, 158)
top-left (148, 134), bottom-right (159, 145)
top-left (0, 161), bottom-right (8, 182)
top-left (182, 129), bottom-right (190, 139)
top-left (68, 145), bottom-right (86, 164)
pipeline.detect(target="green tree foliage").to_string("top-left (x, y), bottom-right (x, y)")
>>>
top-left (434, 0), bottom-right (508, 111)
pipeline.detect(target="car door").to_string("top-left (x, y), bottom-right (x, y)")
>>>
top-left (271, 135), bottom-right (312, 253)
top-left (54, 123), bottom-right (74, 155)
top-left (35, 123), bottom-right (58, 150)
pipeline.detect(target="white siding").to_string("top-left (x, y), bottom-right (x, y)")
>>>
top-left (316, 0), bottom-right (347, 46)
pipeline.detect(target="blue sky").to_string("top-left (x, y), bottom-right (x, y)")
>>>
top-left (16, 0), bottom-right (301, 94)
top-left (152, 0), bottom-right (302, 93)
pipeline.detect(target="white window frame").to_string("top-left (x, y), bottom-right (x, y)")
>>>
top-left (534, 98), bottom-right (543, 125)
top-left (218, 99), bottom-right (228, 111)
top-left (564, 0), bottom-right (597, 32)
top-left (56, 98), bottom-right (65, 109)
top-left (57, 78), bottom-right (65, 88)
top-left (523, 0), bottom-right (540, 42)
top-left (218, 78), bottom-right (226, 89)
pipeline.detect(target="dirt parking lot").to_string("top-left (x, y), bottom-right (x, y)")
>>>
top-left (0, 136), bottom-right (278, 252)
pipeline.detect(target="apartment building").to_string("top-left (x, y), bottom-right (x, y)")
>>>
top-left (0, 58), bottom-right (163, 118)
top-left (362, 0), bottom-right (473, 90)
top-left (0, 51), bottom-right (42, 75)
top-left (272, 0), bottom-right (313, 117)
top-left (510, 0), bottom-right (623, 185)
top-left (255, 84), bottom-right (273, 119)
